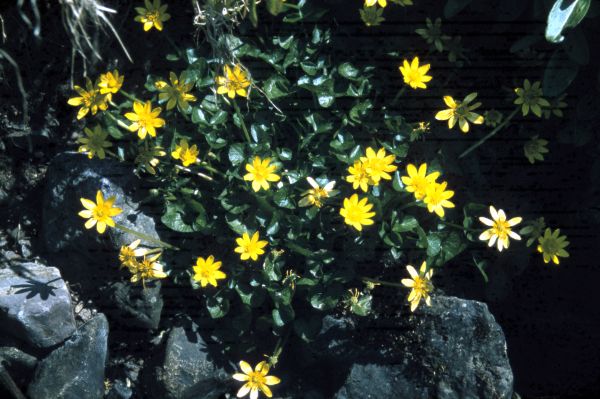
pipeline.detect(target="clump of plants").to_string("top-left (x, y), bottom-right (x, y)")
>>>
top-left (68, 1), bottom-right (572, 397)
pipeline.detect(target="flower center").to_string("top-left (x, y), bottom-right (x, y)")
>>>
top-left (248, 372), bottom-right (266, 386)
top-left (542, 239), bottom-right (559, 254)
top-left (146, 11), bottom-right (160, 23)
top-left (493, 220), bottom-right (511, 239)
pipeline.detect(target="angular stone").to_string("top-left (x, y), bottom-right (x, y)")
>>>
top-left (0, 261), bottom-right (76, 349)
top-left (103, 281), bottom-right (163, 330)
top-left (28, 313), bottom-right (109, 399)
top-left (332, 296), bottom-right (514, 399)
top-left (42, 151), bottom-right (161, 254)
top-left (151, 322), bottom-right (229, 399)
top-left (0, 346), bottom-right (38, 388)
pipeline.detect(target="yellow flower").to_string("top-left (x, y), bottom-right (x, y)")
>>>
top-left (298, 177), bottom-right (337, 208)
top-left (192, 255), bottom-right (226, 287)
top-left (67, 78), bottom-right (108, 120)
top-left (365, 0), bottom-right (387, 7)
top-left (346, 160), bottom-right (370, 192)
top-left (235, 231), bottom-right (268, 261)
top-left (401, 163), bottom-right (440, 200)
top-left (215, 64), bottom-right (251, 99)
top-left (97, 70), bottom-right (124, 101)
top-left (399, 56), bottom-right (432, 89)
top-left (360, 147), bottom-right (397, 185)
top-left (233, 360), bottom-right (281, 399)
top-left (514, 79), bottom-right (550, 118)
top-left (128, 253), bottom-right (167, 287)
top-left (119, 239), bottom-right (149, 268)
top-left (537, 228), bottom-right (569, 265)
top-left (435, 93), bottom-right (484, 133)
top-left (423, 181), bottom-right (455, 218)
top-left (77, 125), bottom-right (112, 159)
top-left (156, 72), bottom-right (197, 111)
top-left (134, 0), bottom-right (171, 31)
top-left (135, 146), bottom-right (166, 175)
top-left (125, 101), bottom-right (166, 140)
top-left (478, 206), bottom-right (522, 252)
top-left (340, 194), bottom-right (376, 231)
top-left (78, 190), bottom-right (123, 234)
top-left (171, 139), bottom-right (199, 167)
top-left (401, 261), bottom-right (433, 312)
top-left (243, 156), bottom-right (280, 192)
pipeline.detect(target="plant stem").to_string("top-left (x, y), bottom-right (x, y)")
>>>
top-left (105, 112), bottom-right (131, 130)
top-left (459, 107), bottom-right (519, 159)
top-left (175, 164), bottom-right (214, 181)
top-left (232, 99), bottom-right (252, 144)
top-left (200, 161), bottom-right (225, 177)
top-left (114, 222), bottom-right (179, 250)
top-left (361, 276), bottom-right (405, 289)
top-left (285, 241), bottom-right (313, 258)
top-left (439, 221), bottom-right (479, 233)
top-left (269, 327), bottom-right (292, 368)
top-left (390, 86), bottom-right (407, 107)
top-left (119, 90), bottom-right (143, 103)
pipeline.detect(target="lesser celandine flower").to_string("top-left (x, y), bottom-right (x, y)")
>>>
top-left (233, 360), bottom-right (280, 399)
top-left (514, 79), bottom-right (550, 118)
top-left (171, 139), bottom-right (199, 167)
top-left (192, 255), bottom-right (226, 287)
top-left (125, 101), bottom-right (166, 139)
top-left (340, 194), bottom-right (376, 231)
top-left (524, 135), bottom-right (549, 164)
top-left (401, 163), bottom-right (440, 200)
top-left (216, 64), bottom-right (251, 99)
top-left (128, 253), bottom-right (167, 287)
top-left (134, 0), bottom-right (170, 31)
top-left (537, 228), bottom-right (569, 265)
top-left (365, 0), bottom-right (386, 7)
top-left (235, 232), bottom-right (268, 261)
top-left (78, 190), bottom-right (123, 234)
top-left (67, 78), bottom-right (108, 120)
top-left (423, 181), bottom-right (455, 218)
top-left (243, 156), bottom-right (280, 192)
top-left (361, 147), bottom-right (397, 185)
top-left (136, 146), bottom-right (166, 175)
top-left (401, 261), bottom-right (433, 312)
top-left (399, 56), bottom-right (432, 89)
top-left (77, 125), bottom-right (112, 159)
top-left (478, 206), bottom-right (522, 252)
top-left (435, 93), bottom-right (484, 133)
top-left (156, 72), bottom-right (197, 111)
top-left (346, 160), bottom-right (370, 192)
top-left (119, 239), bottom-right (149, 268)
top-left (298, 177), bottom-right (337, 208)
top-left (97, 70), bottom-right (124, 101)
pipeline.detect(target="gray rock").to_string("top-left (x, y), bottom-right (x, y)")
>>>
top-left (42, 152), bottom-right (164, 329)
top-left (151, 322), bottom-right (229, 399)
top-left (42, 151), bottom-right (161, 254)
top-left (0, 261), bottom-right (76, 348)
top-left (106, 379), bottom-right (133, 399)
top-left (104, 281), bottom-right (163, 330)
top-left (28, 313), bottom-right (109, 399)
top-left (332, 295), bottom-right (513, 399)
top-left (0, 346), bottom-right (38, 388)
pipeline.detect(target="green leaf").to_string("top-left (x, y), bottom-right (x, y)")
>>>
top-left (543, 49), bottom-right (579, 96)
top-left (392, 171), bottom-right (404, 192)
top-left (263, 75), bottom-right (290, 99)
top-left (272, 305), bottom-right (295, 327)
top-left (546, 0), bottom-right (591, 43)
top-left (338, 62), bottom-right (360, 79)
top-left (228, 143), bottom-right (246, 166)
top-left (294, 316), bottom-right (323, 342)
top-left (444, 0), bottom-right (474, 18)
top-left (161, 201), bottom-right (206, 233)
top-left (210, 110), bottom-right (228, 125)
top-left (394, 215), bottom-right (419, 233)
top-left (236, 283), bottom-right (266, 307)
top-left (426, 234), bottom-right (442, 257)
top-left (206, 296), bottom-right (230, 318)
top-left (273, 187), bottom-right (295, 209)
top-left (106, 125), bottom-right (123, 139)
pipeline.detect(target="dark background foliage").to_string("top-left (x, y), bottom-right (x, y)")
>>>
top-left (0, 0), bottom-right (599, 397)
